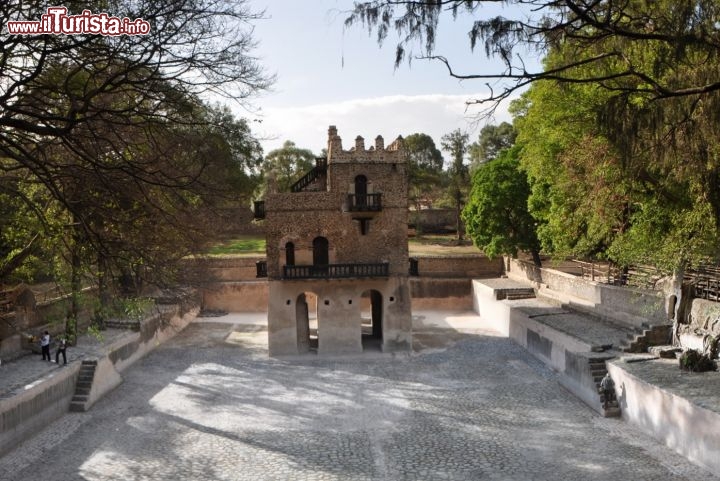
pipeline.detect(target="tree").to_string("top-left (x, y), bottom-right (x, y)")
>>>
top-left (469, 122), bottom-right (517, 170)
top-left (346, 1), bottom-right (720, 109)
top-left (347, 0), bottom-right (720, 242)
top-left (0, 0), bottom-right (270, 290)
top-left (463, 146), bottom-right (542, 266)
top-left (441, 129), bottom-right (470, 241)
top-left (260, 141), bottom-right (316, 193)
top-left (404, 133), bottom-right (445, 210)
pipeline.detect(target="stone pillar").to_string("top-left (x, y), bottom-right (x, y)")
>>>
top-left (355, 136), bottom-right (365, 151)
top-left (328, 125), bottom-right (342, 158)
top-left (296, 294), bottom-right (310, 353)
top-left (375, 135), bottom-right (384, 150)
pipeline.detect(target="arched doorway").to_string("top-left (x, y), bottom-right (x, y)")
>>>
top-left (296, 292), bottom-right (319, 353)
top-left (285, 241), bottom-right (295, 266)
top-left (360, 289), bottom-right (383, 351)
top-left (313, 236), bottom-right (329, 269)
top-left (354, 175), bottom-right (367, 208)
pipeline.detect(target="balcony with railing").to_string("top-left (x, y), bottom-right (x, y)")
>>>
top-left (283, 262), bottom-right (389, 279)
top-left (253, 200), bottom-right (265, 220)
top-left (347, 193), bottom-right (382, 212)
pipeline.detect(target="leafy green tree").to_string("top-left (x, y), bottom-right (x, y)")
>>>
top-left (404, 133), bottom-right (445, 210)
top-left (441, 129), bottom-right (470, 241)
top-left (0, 0), bottom-right (270, 292)
top-left (260, 141), bottom-right (316, 193)
top-left (463, 146), bottom-right (542, 266)
top-left (469, 122), bottom-right (517, 170)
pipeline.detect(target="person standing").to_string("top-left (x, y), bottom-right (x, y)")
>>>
top-left (40, 331), bottom-right (51, 361)
top-left (600, 372), bottom-right (615, 409)
top-left (55, 336), bottom-right (67, 365)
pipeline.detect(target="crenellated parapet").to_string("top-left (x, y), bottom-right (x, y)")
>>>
top-left (326, 125), bottom-right (405, 164)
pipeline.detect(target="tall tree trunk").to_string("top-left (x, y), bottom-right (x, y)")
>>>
top-left (455, 191), bottom-right (463, 241)
top-left (530, 248), bottom-right (542, 268)
top-left (67, 228), bottom-right (81, 345)
top-left (669, 263), bottom-right (686, 346)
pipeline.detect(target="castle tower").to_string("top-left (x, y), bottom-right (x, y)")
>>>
top-left (260, 126), bottom-right (412, 356)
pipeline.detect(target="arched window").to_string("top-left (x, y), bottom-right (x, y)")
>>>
top-left (312, 237), bottom-right (329, 266)
top-left (285, 241), bottom-right (295, 266)
top-left (354, 175), bottom-right (368, 196)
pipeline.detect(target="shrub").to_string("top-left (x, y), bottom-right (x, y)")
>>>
top-left (679, 349), bottom-right (717, 372)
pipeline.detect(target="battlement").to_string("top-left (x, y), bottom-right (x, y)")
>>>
top-left (327, 125), bottom-right (405, 164)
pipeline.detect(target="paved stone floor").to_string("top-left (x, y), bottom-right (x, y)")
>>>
top-left (0, 315), bottom-right (717, 481)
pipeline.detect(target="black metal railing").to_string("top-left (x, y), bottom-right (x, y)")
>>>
top-left (348, 193), bottom-right (382, 212)
top-left (291, 157), bottom-right (327, 192)
top-left (283, 262), bottom-right (389, 279)
top-left (256, 260), bottom-right (267, 278)
top-left (253, 200), bottom-right (265, 220)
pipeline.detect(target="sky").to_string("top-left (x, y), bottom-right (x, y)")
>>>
top-left (239, 1), bottom-right (541, 156)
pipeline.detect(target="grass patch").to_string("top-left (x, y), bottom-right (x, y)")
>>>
top-left (208, 236), bottom-right (266, 256)
top-left (209, 234), bottom-right (482, 257)
top-left (408, 234), bottom-right (482, 256)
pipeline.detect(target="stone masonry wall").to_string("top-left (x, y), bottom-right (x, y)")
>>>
top-left (415, 256), bottom-right (503, 278)
top-left (264, 126), bottom-right (409, 279)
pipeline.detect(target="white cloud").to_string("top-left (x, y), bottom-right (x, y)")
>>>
top-left (253, 93), bottom-right (514, 155)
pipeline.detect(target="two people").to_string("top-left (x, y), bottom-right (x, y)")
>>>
top-left (39, 331), bottom-right (68, 365)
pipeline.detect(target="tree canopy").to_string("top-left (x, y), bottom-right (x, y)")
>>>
top-left (468, 122), bottom-right (517, 169)
top-left (349, 0), bottom-right (720, 273)
top-left (463, 145), bottom-right (541, 266)
top-left (260, 141), bottom-right (317, 194)
top-left (441, 129), bottom-right (470, 240)
top-left (404, 133), bottom-right (445, 210)
top-left (0, 0), bottom-right (270, 292)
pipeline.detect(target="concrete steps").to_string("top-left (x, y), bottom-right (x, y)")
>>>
top-left (69, 360), bottom-right (97, 412)
top-left (620, 324), bottom-right (672, 353)
top-left (588, 358), bottom-right (620, 417)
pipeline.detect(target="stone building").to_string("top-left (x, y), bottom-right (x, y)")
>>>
top-left (257, 126), bottom-right (412, 356)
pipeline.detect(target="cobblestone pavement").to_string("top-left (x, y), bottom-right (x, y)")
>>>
top-left (0, 319), bottom-right (717, 481)
top-left (0, 328), bottom-right (135, 400)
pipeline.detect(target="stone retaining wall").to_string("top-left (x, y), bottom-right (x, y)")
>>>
top-left (413, 256), bottom-right (503, 278)
top-left (678, 298), bottom-right (720, 353)
top-left (202, 281), bottom-right (269, 312)
top-left (506, 258), bottom-right (666, 328)
top-left (184, 256), bottom-right (263, 283)
top-left (472, 280), bottom-right (609, 414)
top-left (197, 255), bottom-right (501, 312)
top-left (85, 302), bottom-right (199, 410)
top-left (0, 296), bottom-right (199, 457)
top-left (608, 361), bottom-right (720, 472)
top-left (410, 278), bottom-right (473, 310)
top-left (0, 364), bottom-right (80, 456)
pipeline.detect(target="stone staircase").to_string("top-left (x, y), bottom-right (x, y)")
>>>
top-left (620, 323), bottom-right (672, 353)
top-left (588, 357), bottom-right (621, 417)
top-left (69, 359), bottom-right (97, 412)
top-left (290, 158), bottom-right (327, 192)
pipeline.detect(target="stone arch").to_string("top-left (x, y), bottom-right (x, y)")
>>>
top-left (354, 174), bottom-right (368, 196)
top-left (285, 241), bottom-right (295, 266)
top-left (360, 289), bottom-right (383, 351)
top-left (296, 291), bottom-right (319, 353)
top-left (312, 236), bottom-right (329, 266)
